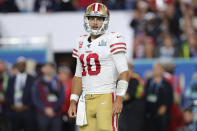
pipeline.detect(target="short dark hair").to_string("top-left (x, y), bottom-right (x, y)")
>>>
top-left (43, 62), bottom-right (56, 69)
top-left (183, 107), bottom-right (193, 113)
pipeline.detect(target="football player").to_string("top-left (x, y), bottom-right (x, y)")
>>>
top-left (68, 3), bottom-right (129, 131)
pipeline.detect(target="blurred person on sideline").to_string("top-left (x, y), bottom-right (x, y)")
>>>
top-left (144, 62), bottom-right (173, 131)
top-left (163, 60), bottom-right (182, 104)
top-left (35, 63), bottom-right (43, 79)
top-left (5, 57), bottom-right (36, 131)
top-left (58, 65), bottom-right (75, 131)
top-left (119, 61), bottom-right (145, 131)
top-left (176, 107), bottom-right (195, 131)
top-left (163, 60), bottom-right (185, 131)
top-left (11, 64), bottom-right (18, 76)
top-left (32, 62), bottom-right (64, 131)
top-left (0, 60), bottom-right (9, 131)
top-left (184, 72), bottom-right (197, 131)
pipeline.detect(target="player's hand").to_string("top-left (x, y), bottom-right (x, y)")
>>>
top-left (44, 107), bottom-right (55, 118)
top-left (68, 100), bottom-right (77, 118)
top-left (158, 105), bottom-right (167, 116)
top-left (113, 96), bottom-right (123, 115)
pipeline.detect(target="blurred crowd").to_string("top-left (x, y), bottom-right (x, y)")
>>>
top-left (0, 0), bottom-right (134, 13)
top-left (0, 57), bottom-right (75, 131)
top-left (132, 0), bottom-right (197, 59)
top-left (1, 0), bottom-right (197, 59)
top-left (0, 56), bottom-right (196, 131)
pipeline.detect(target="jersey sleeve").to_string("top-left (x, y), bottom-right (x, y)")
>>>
top-left (72, 38), bottom-right (79, 59)
top-left (112, 53), bottom-right (128, 74)
top-left (74, 58), bottom-right (82, 77)
top-left (109, 33), bottom-right (127, 54)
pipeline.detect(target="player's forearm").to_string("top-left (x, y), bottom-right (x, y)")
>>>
top-left (115, 71), bottom-right (129, 99)
top-left (71, 76), bottom-right (82, 96)
top-left (70, 76), bottom-right (82, 104)
top-left (117, 71), bottom-right (129, 100)
top-left (119, 71), bottom-right (129, 82)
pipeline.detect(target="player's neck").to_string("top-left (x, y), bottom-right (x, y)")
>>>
top-left (90, 34), bottom-right (103, 40)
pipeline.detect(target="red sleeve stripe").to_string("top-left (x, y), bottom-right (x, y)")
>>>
top-left (73, 49), bottom-right (78, 52)
top-left (110, 43), bottom-right (126, 48)
top-left (73, 53), bottom-right (78, 57)
top-left (111, 47), bottom-right (126, 53)
top-left (97, 4), bottom-right (100, 11)
top-left (93, 3), bottom-right (96, 11)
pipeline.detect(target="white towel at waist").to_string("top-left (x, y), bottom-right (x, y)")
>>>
top-left (76, 93), bottom-right (87, 126)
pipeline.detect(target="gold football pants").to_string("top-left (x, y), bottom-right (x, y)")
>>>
top-left (79, 93), bottom-right (118, 131)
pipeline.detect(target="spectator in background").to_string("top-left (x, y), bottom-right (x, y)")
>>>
top-left (144, 12), bottom-right (160, 40)
top-left (107, 0), bottom-right (125, 10)
top-left (0, 0), bottom-right (18, 12)
top-left (124, 0), bottom-right (136, 10)
top-left (155, 32), bottom-right (179, 58)
top-left (15, 0), bottom-right (35, 12)
top-left (32, 62), bottom-right (64, 131)
top-left (133, 30), bottom-right (155, 59)
top-left (165, 4), bottom-right (181, 39)
top-left (181, 35), bottom-right (197, 58)
top-left (0, 60), bottom-right (9, 131)
top-left (58, 65), bottom-right (75, 131)
top-left (144, 62), bottom-right (173, 131)
top-left (34, 0), bottom-right (79, 12)
top-left (130, 0), bottom-right (149, 36)
top-left (34, 0), bottom-right (56, 13)
top-left (176, 107), bottom-right (195, 131)
top-left (5, 57), bottom-right (35, 131)
top-left (119, 61), bottom-right (145, 131)
top-left (58, 65), bottom-right (72, 114)
top-left (180, 0), bottom-right (197, 31)
top-left (54, 0), bottom-right (78, 11)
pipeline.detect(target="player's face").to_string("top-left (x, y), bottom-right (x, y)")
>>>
top-left (88, 16), bottom-right (104, 30)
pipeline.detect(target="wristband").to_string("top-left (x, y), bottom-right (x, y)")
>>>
top-left (116, 80), bottom-right (128, 96)
top-left (70, 94), bottom-right (79, 102)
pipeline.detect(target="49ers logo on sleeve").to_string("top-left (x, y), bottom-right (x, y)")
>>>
top-left (80, 53), bottom-right (101, 76)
